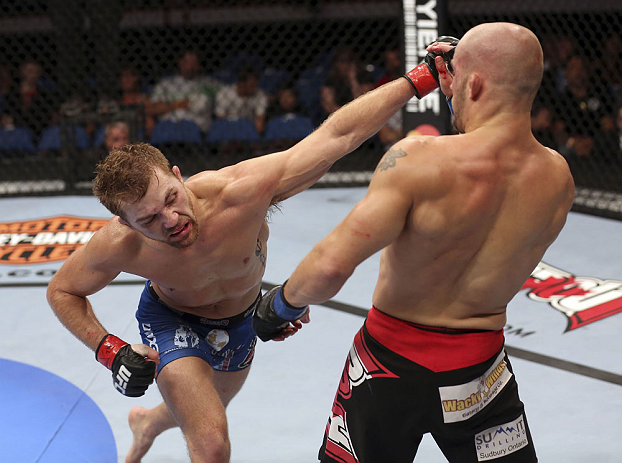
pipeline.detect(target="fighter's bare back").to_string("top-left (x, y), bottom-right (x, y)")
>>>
top-left (372, 131), bottom-right (574, 330)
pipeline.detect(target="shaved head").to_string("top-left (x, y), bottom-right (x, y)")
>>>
top-left (453, 22), bottom-right (544, 107)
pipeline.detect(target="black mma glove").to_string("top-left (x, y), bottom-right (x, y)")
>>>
top-left (96, 334), bottom-right (156, 397)
top-left (403, 35), bottom-right (459, 99)
top-left (253, 284), bottom-right (309, 342)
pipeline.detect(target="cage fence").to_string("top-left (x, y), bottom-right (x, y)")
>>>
top-left (0, 1), bottom-right (620, 219)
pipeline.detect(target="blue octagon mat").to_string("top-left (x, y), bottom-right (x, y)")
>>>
top-left (0, 358), bottom-right (116, 462)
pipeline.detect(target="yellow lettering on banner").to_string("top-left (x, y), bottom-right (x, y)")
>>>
top-left (443, 400), bottom-right (457, 412)
top-left (485, 362), bottom-right (507, 389)
top-left (443, 391), bottom-right (483, 414)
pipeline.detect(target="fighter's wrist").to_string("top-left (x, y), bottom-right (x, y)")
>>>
top-left (96, 334), bottom-right (129, 370)
top-left (273, 282), bottom-right (308, 320)
top-left (401, 74), bottom-right (421, 98)
top-left (403, 64), bottom-right (439, 100)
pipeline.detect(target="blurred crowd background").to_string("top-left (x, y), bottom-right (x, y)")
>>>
top-left (0, 0), bottom-right (620, 218)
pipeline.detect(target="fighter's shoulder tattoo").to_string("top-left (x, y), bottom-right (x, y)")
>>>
top-left (377, 147), bottom-right (408, 172)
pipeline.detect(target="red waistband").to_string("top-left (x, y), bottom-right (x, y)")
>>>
top-left (365, 306), bottom-right (504, 373)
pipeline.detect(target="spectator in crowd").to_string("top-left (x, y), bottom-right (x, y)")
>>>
top-left (377, 110), bottom-right (402, 150)
top-left (369, 50), bottom-right (403, 149)
top-left (2, 58), bottom-right (56, 139)
top-left (555, 55), bottom-right (608, 159)
top-left (593, 106), bottom-right (622, 165)
top-left (214, 65), bottom-right (269, 134)
top-left (531, 102), bottom-right (556, 149)
top-left (77, 120), bottom-right (132, 182)
top-left (540, 35), bottom-right (576, 96)
top-left (97, 66), bottom-right (153, 137)
top-left (265, 81), bottom-right (307, 121)
top-left (0, 64), bottom-right (11, 116)
top-left (150, 49), bottom-right (221, 133)
top-left (597, 34), bottom-right (622, 104)
top-left (118, 66), bottom-right (145, 105)
top-left (320, 46), bottom-right (366, 118)
top-left (104, 120), bottom-right (130, 150)
top-left (357, 67), bottom-right (377, 95)
top-left (374, 47), bottom-right (401, 88)
top-left (114, 65), bottom-right (157, 137)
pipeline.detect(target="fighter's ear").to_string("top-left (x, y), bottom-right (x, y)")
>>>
top-left (172, 165), bottom-right (182, 181)
top-left (469, 73), bottom-right (483, 101)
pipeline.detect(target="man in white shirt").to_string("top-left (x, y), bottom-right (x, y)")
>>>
top-left (150, 49), bottom-right (221, 132)
top-left (214, 65), bottom-right (268, 134)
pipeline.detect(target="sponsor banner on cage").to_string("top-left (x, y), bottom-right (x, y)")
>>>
top-left (438, 350), bottom-right (512, 423)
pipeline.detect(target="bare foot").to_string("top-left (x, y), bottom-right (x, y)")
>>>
top-left (126, 406), bottom-right (156, 463)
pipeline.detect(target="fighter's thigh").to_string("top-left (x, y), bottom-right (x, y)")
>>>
top-left (156, 356), bottom-right (227, 433)
top-left (212, 366), bottom-right (252, 407)
top-left (320, 330), bottom-right (424, 463)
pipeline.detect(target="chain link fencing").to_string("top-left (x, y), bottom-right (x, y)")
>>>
top-left (0, 1), bottom-right (620, 218)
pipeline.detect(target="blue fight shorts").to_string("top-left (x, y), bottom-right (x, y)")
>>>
top-left (136, 281), bottom-right (258, 374)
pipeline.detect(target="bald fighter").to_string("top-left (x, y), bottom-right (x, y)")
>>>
top-left (45, 37), bottom-right (453, 463)
top-left (255, 22), bottom-right (574, 462)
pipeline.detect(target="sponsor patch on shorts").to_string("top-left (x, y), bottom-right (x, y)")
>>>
top-left (438, 350), bottom-right (512, 423)
top-left (474, 414), bottom-right (529, 461)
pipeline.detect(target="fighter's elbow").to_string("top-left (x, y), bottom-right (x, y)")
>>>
top-left (315, 257), bottom-right (354, 290)
top-left (46, 280), bottom-right (62, 311)
top-left (46, 279), bottom-right (74, 313)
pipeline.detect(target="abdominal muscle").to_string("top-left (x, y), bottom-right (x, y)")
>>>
top-left (151, 278), bottom-right (263, 320)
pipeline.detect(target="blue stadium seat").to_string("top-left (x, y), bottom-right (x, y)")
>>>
top-left (264, 114), bottom-right (314, 142)
top-left (295, 66), bottom-right (327, 125)
top-left (150, 119), bottom-right (202, 146)
top-left (93, 125), bottom-right (105, 147)
top-left (259, 68), bottom-right (291, 95)
top-left (210, 69), bottom-right (236, 85)
top-left (0, 126), bottom-right (35, 153)
top-left (38, 125), bottom-right (90, 151)
top-left (206, 117), bottom-right (260, 143)
top-left (223, 52), bottom-right (265, 74)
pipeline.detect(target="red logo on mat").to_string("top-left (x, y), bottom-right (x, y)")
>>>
top-left (521, 262), bottom-right (622, 331)
top-left (0, 215), bottom-right (109, 265)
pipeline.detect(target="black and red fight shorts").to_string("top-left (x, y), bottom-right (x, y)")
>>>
top-left (319, 306), bottom-right (538, 463)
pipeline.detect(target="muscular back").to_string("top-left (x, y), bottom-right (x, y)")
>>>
top-left (372, 132), bottom-right (574, 330)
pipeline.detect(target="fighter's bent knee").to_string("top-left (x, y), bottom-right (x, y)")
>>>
top-left (187, 427), bottom-right (231, 463)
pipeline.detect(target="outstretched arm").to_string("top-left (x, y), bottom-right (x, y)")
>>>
top-left (252, 142), bottom-right (417, 341)
top-left (281, 145), bottom-right (413, 306)
top-left (242, 77), bottom-right (417, 203)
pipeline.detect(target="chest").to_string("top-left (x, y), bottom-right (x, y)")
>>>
top-left (125, 210), bottom-right (270, 292)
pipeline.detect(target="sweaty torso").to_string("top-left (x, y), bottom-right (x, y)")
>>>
top-left (105, 169), bottom-right (274, 318)
top-left (372, 133), bottom-right (574, 330)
